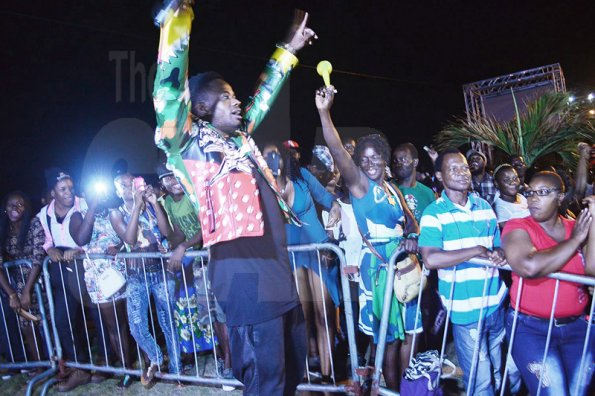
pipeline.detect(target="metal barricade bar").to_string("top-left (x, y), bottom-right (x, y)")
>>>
top-left (372, 253), bottom-right (595, 396)
top-left (0, 259), bottom-right (56, 396)
top-left (287, 243), bottom-right (360, 393)
top-left (371, 246), bottom-right (403, 393)
top-left (36, 243), bottom-right (358, 394)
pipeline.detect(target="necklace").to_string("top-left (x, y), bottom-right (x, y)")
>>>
top-left (383, 181), bottom-right (397, 206)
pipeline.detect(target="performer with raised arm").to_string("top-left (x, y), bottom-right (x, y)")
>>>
top-left (315, 86), bottom-right (420, 391)
top-left (153, 2), bottom-right (316, 394)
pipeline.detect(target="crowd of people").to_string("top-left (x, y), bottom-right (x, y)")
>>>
top-left (1, 137), bottom-right (594, 395)
top-left (1, 3), bottom-right (594, 396)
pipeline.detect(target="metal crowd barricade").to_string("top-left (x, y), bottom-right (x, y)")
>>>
top-left (36, 242), bottom-right (363, 394)
top-left (0, 259), bottom-right (56, 396)
top-left (289, 242), bottom-right (360, 394)
top-left (372, 253), bottom-right (595, 396)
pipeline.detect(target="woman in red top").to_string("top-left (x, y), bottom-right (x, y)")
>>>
top-left (502, 171), bottom-right (595, 396)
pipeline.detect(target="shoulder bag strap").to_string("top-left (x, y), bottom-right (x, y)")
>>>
top-left (46, 213), bottom-right (55, 242)
top-left (358, 228), bottom-right (388, 265)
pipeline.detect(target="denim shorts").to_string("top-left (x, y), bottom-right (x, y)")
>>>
top-left (403, 298), bottom-right (423, 334)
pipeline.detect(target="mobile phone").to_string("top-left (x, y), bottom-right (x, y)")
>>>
top-left (265, 152), bottom-right (281, 176)
top-left (133, 177), bottom-right (146, 192)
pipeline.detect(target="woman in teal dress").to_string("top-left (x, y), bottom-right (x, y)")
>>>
top-left (262, 143), bottom-right (341, 382)
top-left (316, 86), bottom-right (419, 391)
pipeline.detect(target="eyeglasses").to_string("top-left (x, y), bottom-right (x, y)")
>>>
top-left (522, 188), bottom-right (561, 198)
top-left (360, 155), bottom-right (384, 166)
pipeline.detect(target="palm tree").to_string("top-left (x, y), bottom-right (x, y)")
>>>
top-left (435, 91), bottom-right (595, 167)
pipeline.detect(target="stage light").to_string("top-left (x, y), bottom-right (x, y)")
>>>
top-left (589, 109), bottom-right (595, 115)
top-left (568, 95), bottom-right (576, 103)
top-left (588, 93), bottom-right (594, 102)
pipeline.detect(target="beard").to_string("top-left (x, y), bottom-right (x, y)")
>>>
top-left (394, 166), bottom-right (413, 180)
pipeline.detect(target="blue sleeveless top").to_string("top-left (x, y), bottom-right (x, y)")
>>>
top-left (351, 179), bottom-right (405, 244)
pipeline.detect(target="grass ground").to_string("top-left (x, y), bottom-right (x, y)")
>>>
top-left (1, 373), bottom-right (242, 395)
top-left (1, 354), bottom-right (242, 396)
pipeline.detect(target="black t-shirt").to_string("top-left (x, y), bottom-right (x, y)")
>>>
top-left (208, 170), bottom-right (300, 326)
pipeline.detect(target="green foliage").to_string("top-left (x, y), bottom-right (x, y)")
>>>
top-left (435, 92), bottom-right (595, 167)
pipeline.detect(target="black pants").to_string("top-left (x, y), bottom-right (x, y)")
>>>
top-left (0, 293), bottom-right (26, 362)
top-left (229, 305), bottom-right (306, 396)
top-left (48, 259), bottom-right (109, 363)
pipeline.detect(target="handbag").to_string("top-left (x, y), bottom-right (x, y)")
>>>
top-left (393, 251), bottom-right (426, 304)
top-left (360, 181), bottom-right (426, 304)
top-left (360, 235), bottom-right (426, 304)
top-left (83, 252), bottom-right (126, 299)
top-left (401, 350), bottom-right (457, 396)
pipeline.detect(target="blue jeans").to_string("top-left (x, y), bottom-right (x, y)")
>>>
top-left (452, 306), bottom-right (506, 396)
top-left (506, 311), bottom-right (595, 396)
top-left (127, 270), bottom-right (181, 374)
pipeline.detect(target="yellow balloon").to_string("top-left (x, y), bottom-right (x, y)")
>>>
top-left (316, 60), bottom-right (333, 87)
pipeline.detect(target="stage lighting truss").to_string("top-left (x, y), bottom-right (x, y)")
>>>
top-left (463, 63), bottom-right (566, 122)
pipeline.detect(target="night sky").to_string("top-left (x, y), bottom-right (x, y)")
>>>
top-left (1, 0), bottom-right (594, 205)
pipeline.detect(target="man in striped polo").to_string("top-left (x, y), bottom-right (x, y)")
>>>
top-left (418, 148), bottom-right (507, 396)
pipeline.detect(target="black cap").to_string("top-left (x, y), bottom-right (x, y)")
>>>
top-left (44, 167), bottom-right (71, 190)
top-left (155, 161), bottom-right (174, 180)
top-left (111, 158), bottom-right (128, 179)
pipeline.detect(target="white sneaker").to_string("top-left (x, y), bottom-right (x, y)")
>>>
top-left (221, 368), bottom-right (235, 391)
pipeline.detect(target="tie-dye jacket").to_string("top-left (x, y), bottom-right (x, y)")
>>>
top-left (153, 6), bottom-right (300, 248)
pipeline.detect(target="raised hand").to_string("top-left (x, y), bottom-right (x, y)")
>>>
top-left (154, 0), bottom-right (194, 27)
top-left (144, 185), bottom-right (158, 206)
top-left (133, 188), bottom-right (145, 210)
top-left (578, 142), bottom-right (592, 159)
top-left (315, 85), bottom-right (337, 112)
top-left (284, 10), bottom-right (317, 53)
top-left (570, 208), bottom-right (593, 244)
top-left (423, 146), bottom-right (438, 164)
top-left (87, 191), bottom-right (109, 212)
